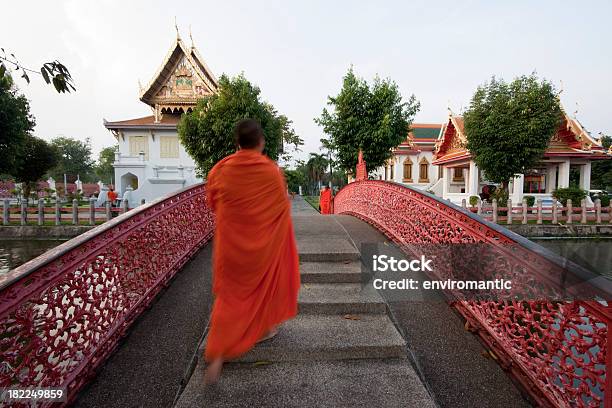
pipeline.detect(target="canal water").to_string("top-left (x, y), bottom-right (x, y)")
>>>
top-left (534, 238), bottom-right (612, 279)
top-left (0, 239), bottom-right (66, 275)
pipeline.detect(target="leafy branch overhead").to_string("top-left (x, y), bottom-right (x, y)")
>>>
top-left (315, 67), bottom-right (420, 174)
top-left (0, 48), bottom-right (75, 93)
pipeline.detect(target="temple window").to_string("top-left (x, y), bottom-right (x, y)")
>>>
top-left (129, 136), bottom-right (149, 160)
top-left (403, 158), bottom-right (413, 182)
top-left (452, 167), bottom-right (464, 182)
top-left (389, 163), bottom-right (395, 180)
top-left (419, 158), bottom-right (429, 183)
top-left (160, 136), bottom-right (180, 159)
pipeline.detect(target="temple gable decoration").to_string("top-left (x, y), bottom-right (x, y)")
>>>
top-left (433, 115), bottom-right (470, 164)
top-left (139, 36), bottom-right (218, 122)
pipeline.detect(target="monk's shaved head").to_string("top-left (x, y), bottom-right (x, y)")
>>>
top-left (235, 119), bottom-right (265, 150)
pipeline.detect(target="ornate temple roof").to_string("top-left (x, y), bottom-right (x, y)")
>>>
top-left (432, 109), bottom-right (611, 165)
top-left (392, 123), bottom-right (443, 154)
top-left (139, 35), bottom-right (217, 111)
top-left (104, 32), bottom-right (219, 132)
top-left (104, 114), bottom-right (180, 131)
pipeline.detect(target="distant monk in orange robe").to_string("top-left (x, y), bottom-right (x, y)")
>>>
top-left (204, 119), bottom-right (300, 384)
top-left (319, 186), bottom-right (332, 214)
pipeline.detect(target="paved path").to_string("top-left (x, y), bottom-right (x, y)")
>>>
top-left (175, 198), bottom-right (436, 407)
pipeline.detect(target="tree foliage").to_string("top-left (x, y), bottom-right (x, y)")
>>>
top-left (178, 74), bottom-right (303, 176)
top-left (464, 74), bottom-right (562, 188)
top-left (49, 136), bottom-right (96, 182)
top-left (283, 168), bottom-right (306, 193)
top-left (591, 135), bottom-right (612, 190)
top-left (95, 145), bottom-right (117, 184)
top-left (14, 135), bottom-right (58, 201)
top-left (315, 68), bottom-right (420, 175)
top-left (0, 73), bottom-right (35, 175)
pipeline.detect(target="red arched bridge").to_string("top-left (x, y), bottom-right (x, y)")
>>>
top-left (0, 181), bottom-right (610, 407)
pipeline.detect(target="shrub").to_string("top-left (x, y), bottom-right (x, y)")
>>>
top-left (490, 188), bottom-right (509, 216)
top-left (552, 187), bottom-right (587, 206)
top-left (524, 195), bottom-right (535, 207)
top-left (590, 191), bottom-right (610, 207)
top-left (469, 195), bottom-right (479, 207)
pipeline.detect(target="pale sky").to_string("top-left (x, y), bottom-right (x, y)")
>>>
top-left (2, 0), bottom-right (611, 165)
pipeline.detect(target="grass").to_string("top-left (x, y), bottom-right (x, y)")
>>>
top-left (303, 196), bottom-right (320, 212)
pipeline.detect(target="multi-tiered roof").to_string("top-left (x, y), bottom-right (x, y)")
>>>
top-left (105, 34), bottom-right (218, 133)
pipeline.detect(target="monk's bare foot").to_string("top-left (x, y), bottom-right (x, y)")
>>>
top-left (257, 325), bottom-right (279, 343)
top-left (204, 358), bottom-right (223, 385)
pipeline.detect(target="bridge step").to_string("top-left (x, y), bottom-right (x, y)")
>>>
top-left (298, 283), bottom-right (386, 314)
top-left (297, 238), bottom-right (360, 262)
top-left (300, 261), bottom-right (362, 283)
top-left (233, 314), bottom-right (406, 363)
top-left (175, 358), bottom-right (436, 408)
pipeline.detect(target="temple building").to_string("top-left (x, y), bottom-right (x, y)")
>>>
top-left (432, 111), bottom-right (611, 204)
top-left (373, 124), bottom-right (443, 191)
top-left (103, 33), bottom-right (217, 207)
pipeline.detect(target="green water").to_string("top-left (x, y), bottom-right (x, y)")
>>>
top-left (533, 238), bottom-right (612, 279)
top-left (0, 239), bottom-right (66, 275)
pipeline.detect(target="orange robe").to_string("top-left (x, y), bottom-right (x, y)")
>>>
top-left (320, 188), bottom-right (332, 214)
top-left (205, 149), bottom-right (300, 361)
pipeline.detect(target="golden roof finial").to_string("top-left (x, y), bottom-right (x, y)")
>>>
top-left (559, 80), bottom-right (564, 96)
top-left (189, 25), bottom-right (194, 48)
top-left (447, 100), bottom-right (453, 116)
top-left (175, 17), bottom-right (180, 40)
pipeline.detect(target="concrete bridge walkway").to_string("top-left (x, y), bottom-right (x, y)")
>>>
top-left (175, 196), bottom-right (435, 407)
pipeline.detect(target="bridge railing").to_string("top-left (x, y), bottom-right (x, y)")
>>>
top-left (0, 183), bottom-right (213, 406)
top-left (334, 180), bottom-right (611, 408)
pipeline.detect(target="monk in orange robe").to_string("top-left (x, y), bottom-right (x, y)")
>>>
top-left (204, 119), bottom-right (300, 384)
top-left (319, 186), bottom-right (332, 214)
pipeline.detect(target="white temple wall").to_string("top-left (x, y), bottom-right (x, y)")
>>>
top-left (113, 128), bottom-right (202, 207)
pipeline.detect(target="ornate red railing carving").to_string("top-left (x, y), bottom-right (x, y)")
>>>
top-left (334, 180), bottom-right (611, 408)
top-left (0, 183), bottom-right (213, 406)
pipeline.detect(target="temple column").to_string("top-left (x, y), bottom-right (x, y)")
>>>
top-left (463, 168), bottom-right (469, 194)
top-left (442, 167), bottom-right (450, 198)
top-left (579, 162), bottom-right (591, 190)
top-left (394, 159), bottom-right (401, 183)
top-left (511, 174), bottom-right (524, 203)
top-left (558, 160), bottom-right (570, 188)
top-left (468, 161), bottom-right (479, 196)
top-left (546, 164), bottom-right (557, 193)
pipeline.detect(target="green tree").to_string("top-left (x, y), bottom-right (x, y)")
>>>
top-left (591, 135), bottom-right (612, 190)
top-left (306, 153), bottom-right (329, 192)
top-left (49, 136), bottom-right (96, 182)
top-left (0, 73), bottom-right (35, 175)
top-left (178, 74), bottom-right (302, 176)
top-left (95, 145), bottom-right (117, 183)
top-left (14, 135), bottom-right (58, 202)
top-left (283, 168), bottom-right (306, 193)
top-left (464, 74), bottom-right (562, 190)
top-left (315, 67), bottom-right (420, 175)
